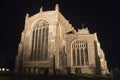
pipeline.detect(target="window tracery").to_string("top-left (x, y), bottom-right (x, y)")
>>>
top-left (31, 20), bottom-right (49, 61)
top-left (72, 40), bottom-right (89, 66)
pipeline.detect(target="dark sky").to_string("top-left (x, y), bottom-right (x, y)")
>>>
top-left (0, 0), bottom-right (120, 70)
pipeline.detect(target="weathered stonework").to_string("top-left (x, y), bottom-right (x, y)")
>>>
top-left (15, 4), bottom-right (109, 75)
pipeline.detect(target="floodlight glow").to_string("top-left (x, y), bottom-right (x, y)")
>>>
top-left (2, 68), bottom-right (5, 71)
top-left (6, 69), bottom-right (10, 71)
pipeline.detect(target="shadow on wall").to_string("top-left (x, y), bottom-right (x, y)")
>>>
top-left (94, 41), bottom-right (102, 75)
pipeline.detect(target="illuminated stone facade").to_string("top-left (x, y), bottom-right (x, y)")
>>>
top-left (15, 4), bottom-right (109, 75)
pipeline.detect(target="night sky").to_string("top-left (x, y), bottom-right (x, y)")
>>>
top-left (0, 0), bottom-right (120, 71)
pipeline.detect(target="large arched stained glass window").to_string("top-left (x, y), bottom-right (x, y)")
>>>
top-left (72, 40), bottom-right (89, 66)
top-left (31, 20), bottom-right (49, 61)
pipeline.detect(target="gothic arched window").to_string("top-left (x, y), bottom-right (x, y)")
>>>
top-left (31, 20), bottom-right (49, 61)
top-left (72, 40), bottom-right (89, 66)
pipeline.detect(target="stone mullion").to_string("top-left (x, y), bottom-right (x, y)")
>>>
top-left (40, 28), bottom-right (43, 60)
top-left (31, 30), bottom-right (35, 60)
top-left (34, 29), bottom-right (38, 60)
top-left (79, 48), bottom-right (81, 66)
top-left (33, 29), bottom-right (37, 60)
top-left (81, 48), bottom-right (84, 65)
top-left (46, 27), bottom-right (49, 59)
top-left (36, 29), bottom-right (40, 60)
top-left (85, 47), bottom-right (89, 65)
top-left (41, 28), bottom-right (45, 60)
top-left (38, 29), bottom-right (41, 60)
top-left (42, 28), bottom-right (46, 60)
top-left (44, 28), bottom-right (46, 60)
top-left (83, 47), bottom-right (86, 65)
top-left (82, 47), bottom-right (84, 65)
top-left (86, 43), bottom-right (89, 65)
top-left (75, 48), bottom-right (77, 66)
top-left (84, 42), bottom-right (88, 65)
top-left (77, 48), bottom-right (80, 65)
top-left (45, 27), bottom-right (48, 60)
top-left (72, 49), bottom-right (75, 66)
top-left (71, 45), bottom-right (73, 66)
top-left (44, 27), bottom-right (47, 60)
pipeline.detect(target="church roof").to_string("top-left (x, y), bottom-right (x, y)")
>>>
top-left (78, 27), bottom-right (90, 34)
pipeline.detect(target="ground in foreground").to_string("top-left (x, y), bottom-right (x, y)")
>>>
top-left (0, 72), bottom-right (111, 80)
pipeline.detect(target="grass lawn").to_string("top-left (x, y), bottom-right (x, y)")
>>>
top-left (0, 72), bottom-right (111, 80)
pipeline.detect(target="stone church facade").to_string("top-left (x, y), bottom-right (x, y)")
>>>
top-left (15, 4), bottom-right (109, 75)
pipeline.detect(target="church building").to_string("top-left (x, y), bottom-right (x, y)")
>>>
top-left (15, 4), bottom-right (109, 75)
